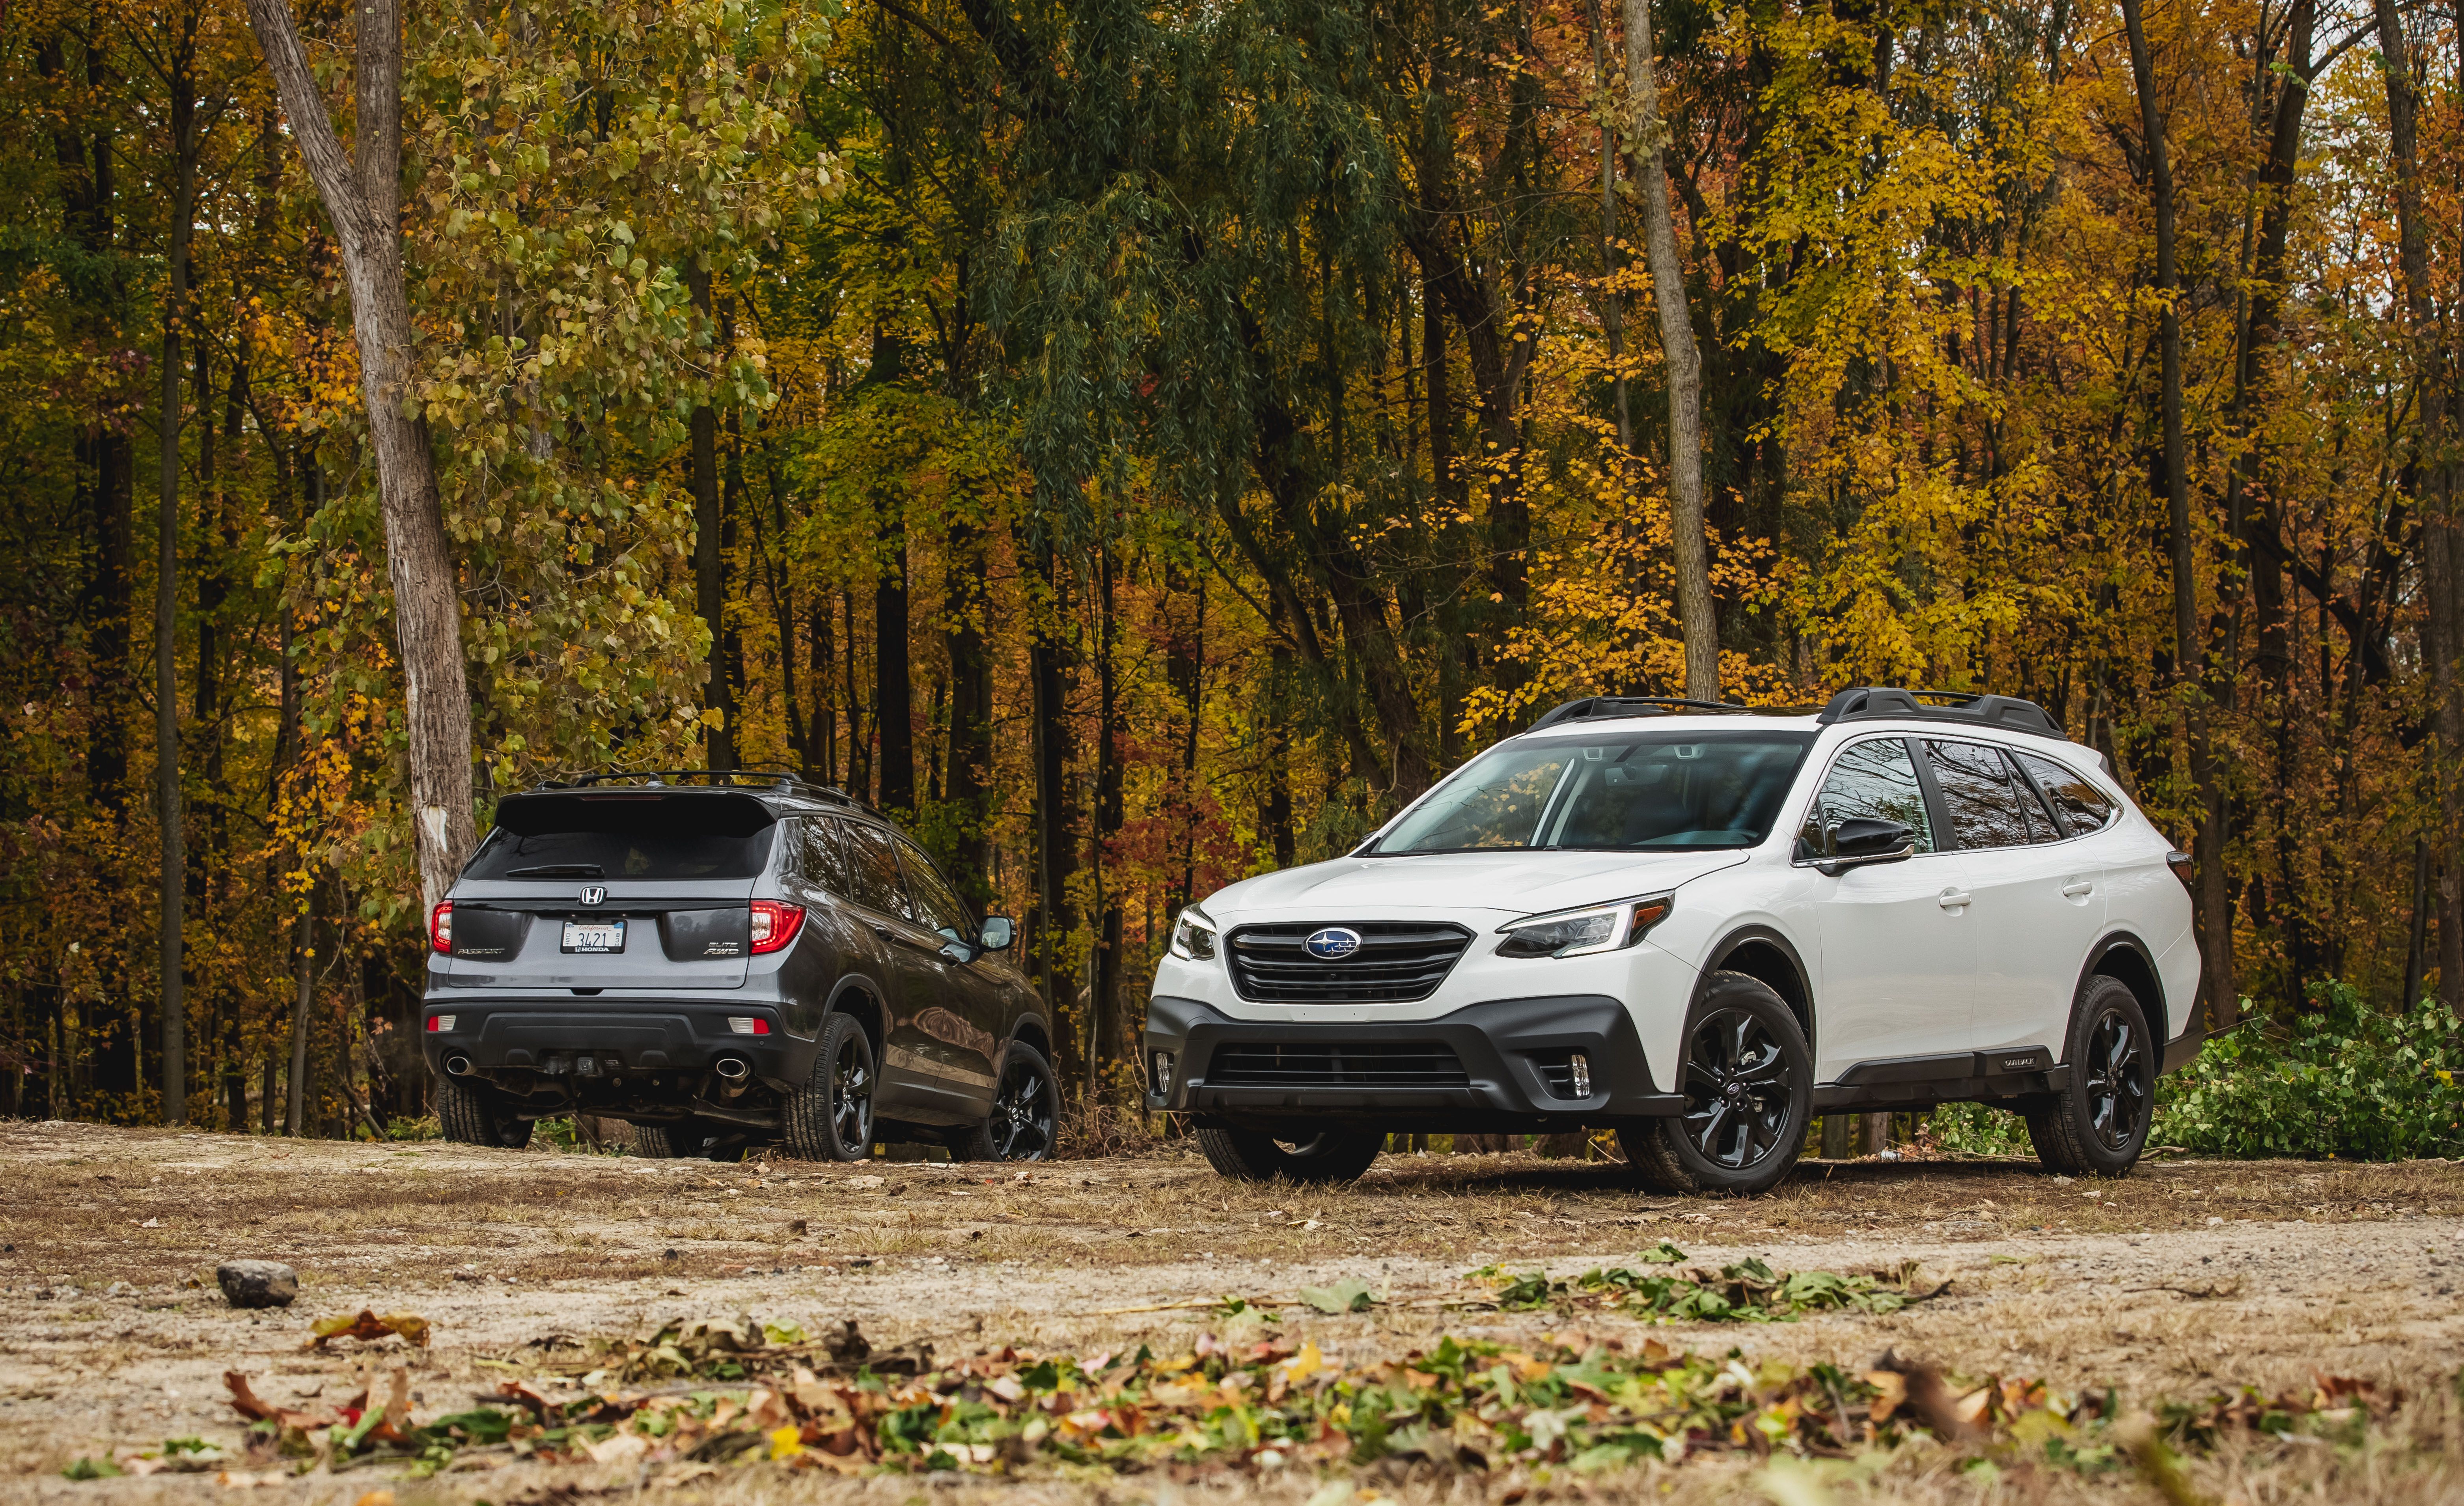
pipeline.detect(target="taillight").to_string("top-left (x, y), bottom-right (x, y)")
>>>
top-left (430, 901), bottom-right (453, 954)
top-left (727, 1016), bottom-right (772, 1036)
top-left (426, 1014), bottom-right (457, 1032)
top-left (749, 901), bottom-right (805, 955)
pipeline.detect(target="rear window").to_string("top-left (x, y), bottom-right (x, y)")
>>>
top-left (468, 793), bottom-right (777, 881)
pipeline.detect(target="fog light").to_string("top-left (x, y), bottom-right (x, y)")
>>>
top-left (1569, 1053), bottom-right (1591, 1097)
top-left (726, 1017), bottom-right (771, 1036)
top-left (426, 1015), bottom-right (456, 1032)
top-left (1153, 1051), bottom-right (1175, 1094)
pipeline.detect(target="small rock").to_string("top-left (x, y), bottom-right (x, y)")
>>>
top-left (215, 1259), bottom-right (298, 1309)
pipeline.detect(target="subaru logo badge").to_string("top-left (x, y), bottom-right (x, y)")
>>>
top-left (579, 885), bottom-right (606, 906)
top-left (1304, 927), bottom-right (1362, 961)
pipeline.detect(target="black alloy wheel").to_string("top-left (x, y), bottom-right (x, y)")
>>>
top-left (2082, 1007), bottom-right (2149, 1152)
top-left (2025, 975), bottom-right (2155, 1177)
top-left (1679, 1006), bottom-right (1796, 1171)
top-left (782, 1011), bottom-right (877, 1161)
top-left (1621, 972), bottom-right (1811, 1195)
top-left (828, 1024), bottom-right (876, 1158)
top-left (959, 1042), bottom-right (1060, 1162)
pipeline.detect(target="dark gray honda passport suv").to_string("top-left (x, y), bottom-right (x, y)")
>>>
top-left (420, 771), bottom-right (1059, 1162)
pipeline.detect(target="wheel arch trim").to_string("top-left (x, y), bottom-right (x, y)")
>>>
top-left (1699, 923), bottom-right (1815, 1054)
top-left (2073, 932), bottom-right (2167, 1061)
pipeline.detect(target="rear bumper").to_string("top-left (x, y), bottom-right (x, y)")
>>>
top-left (1142, 993), bottom-right (1681, 1133)
top-left (418, 1000), bottom-right (817, 1090)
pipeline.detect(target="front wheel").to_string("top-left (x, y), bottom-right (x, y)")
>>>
top-left (436, 1074), bottom-right (534, 1150)
top-left (2025, 976), bottom-right (2154, 1177)
top-left (1196, 1127), bottom-right (1384, 1184)
top-left (955, 1042), bottom-right (1061, 1162)
top-left (781, 1012), bottom-right (877, 1162)
top-left (1620, 972), bottom-right (1811, 1196)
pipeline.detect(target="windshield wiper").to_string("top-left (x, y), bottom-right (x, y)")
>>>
top-left (505, 864), bottom-right (606, 879)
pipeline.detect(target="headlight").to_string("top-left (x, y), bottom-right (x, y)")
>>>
top-left (1170, 908), bottom-right (1219, 961)
top-left (1495, 894), bottom-right (1673, 959)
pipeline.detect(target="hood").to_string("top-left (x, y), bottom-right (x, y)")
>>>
top-left (1200, 849), bottom-right (1751, 922)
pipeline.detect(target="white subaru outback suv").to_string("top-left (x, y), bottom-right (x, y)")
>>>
top-left (1145, 687), bottom-right (2198, 1194)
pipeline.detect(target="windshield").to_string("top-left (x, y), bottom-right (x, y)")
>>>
top-left (1372, 732), bottom-right (1814, 854)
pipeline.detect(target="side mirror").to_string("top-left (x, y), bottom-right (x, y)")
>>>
top-left (978, 915), bottom-right (1015, 952)
top-left (1817, 817), bottom-right (1916, 876)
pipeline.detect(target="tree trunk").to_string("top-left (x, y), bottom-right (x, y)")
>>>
top-left (155, 51), bottom-right (197, 1125)
top-left (944, 518), bottom-right (993, 900)
top-left (242, 0), bottom-right (477, 916)
top-left (2123, 0), bottom-right (2233, 1028)
top-left (1588, 0), bottom-right (1630, 455)
top-left (875, 523), bottom-right (914, 815)
top-left (1622, 0), bottom-right (1717, 698)
top-left (688, 263), bottom-right (733, 769)
top-left (2374, 0), bottom-right (2462, 1007)
top-left (1030, 540), bottom-right (1082, 1084)
top-left (1092, 547), bottom-right (1127, 1091)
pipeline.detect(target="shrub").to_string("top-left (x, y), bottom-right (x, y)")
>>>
top-left (2153, 984), bottom-right (2464, 1161)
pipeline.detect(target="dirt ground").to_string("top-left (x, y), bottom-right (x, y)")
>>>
top-left (3, 1121), bottom-right (2461, 1503)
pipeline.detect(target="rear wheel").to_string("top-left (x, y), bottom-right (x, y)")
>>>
top-left (2025, 976), bottom-right (2154, 1177)
top-left (631, 1122), bottom-right (692, 1158)
top-left (1196, 1127), bottom-right (1384, 1184)
top-left (955, 1042), bottom-right (1060, 1162)
top-left (436, 1075), bottom-right (533, 1150)
top-left (781, 1011), bottom-right (877, 1162)
top-left (1619, 972), bottom-right (1810, 1196)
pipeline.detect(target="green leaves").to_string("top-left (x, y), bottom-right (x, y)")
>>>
top-left (1468, 1250), bottom-right (1932, 1323)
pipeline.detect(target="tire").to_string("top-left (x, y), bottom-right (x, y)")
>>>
top-left (634, 1120), bottom-right (746, 1160)
top-left (780, 1012), bottom-right (877, 1162)
top-left (631, 1122), bottom-right (692, 1159)
top-left (436, 1074), bottom-right (533, 1150)
top-left (1619, 972), bottom-right (1811, 1196)
top-left (1195, 1127), bottom-right (1384, 1184)
top-left (2026, 976), bottom-right (2155, 1177)
top-left (955, 1041), bottom-right (1061, 1162)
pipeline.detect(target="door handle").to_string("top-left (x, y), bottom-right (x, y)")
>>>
top-left (2062, 879), bottom-right (2094, 898)
top-left (1938, 889), bottom-right (1972, 909)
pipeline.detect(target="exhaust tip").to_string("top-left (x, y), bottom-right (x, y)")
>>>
top-left (713, 1056), bottom-right (751, 1082)
top-left (444, 1055), bottom-right (474, 1077)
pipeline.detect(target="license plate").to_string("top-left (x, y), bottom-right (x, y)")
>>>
top-left (561, 918), bottom-right (625, 954)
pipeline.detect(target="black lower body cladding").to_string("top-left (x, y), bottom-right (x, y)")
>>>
top-left (1143, 994), bottom-right (1680, 1134)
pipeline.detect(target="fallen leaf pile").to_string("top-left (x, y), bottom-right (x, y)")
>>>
top-left (75, 1320), bottom-right (2406, 1485)
top-left (1466, 1245), bottom-right (1946, 1323)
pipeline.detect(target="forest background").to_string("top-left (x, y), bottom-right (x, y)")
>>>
top-left (0, 0), bottom-right (2457, 1141)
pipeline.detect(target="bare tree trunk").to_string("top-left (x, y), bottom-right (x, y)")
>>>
top-left (1587, 0), bottom-right (1630, 455)
top-left (155, 47), bottom-right (197, 1125)
top-left (688, 263), bottom-right (733, 769)
top-left (2123, 0), bottom-right (2233, 1028)
top-left (241, 0), bottom-right (476, 915)
top-left (1621, 0), bottom-right (1716, 698)
top-left (2376, 0), bottom-right (2462, 1007)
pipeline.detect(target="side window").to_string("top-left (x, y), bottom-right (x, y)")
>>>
top-left (1924, 740), bottom-right (2046, 849)
top-left (896, 840), bottom-right (971, 944)
top-left (798, 819), bottom-right (856, 894)
top-left (837, 821), bottom-right (912, 919)
top-left (1798, 737), bottom-right (1935, 855)
top-left (2017, 752), bottom-right (2117, 837)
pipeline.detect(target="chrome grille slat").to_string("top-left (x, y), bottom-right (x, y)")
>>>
top-left (1225, 921), bottom-right (1473, 1003)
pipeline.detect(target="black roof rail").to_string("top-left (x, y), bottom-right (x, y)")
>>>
top-left (1530, 696), bottom-right (1755, 731)
top-left (532, 768), bottom-right (868, 807)
top-left (1815, 686), bottom-right (2067, 740)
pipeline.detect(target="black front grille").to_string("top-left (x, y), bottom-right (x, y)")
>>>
top-left (1225, 922), bottom-right (1474, 1003)
top-left (1210, 1041), bottom-right (1470, 1087)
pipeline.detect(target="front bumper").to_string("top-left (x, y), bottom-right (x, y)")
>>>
top-left (1143, 994), bottom-right (1681, 1133)
top-left (418, 1000), bottom-right (818, 1092)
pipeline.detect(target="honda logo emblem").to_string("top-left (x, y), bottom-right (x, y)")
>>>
top-left (579, 885), bottom-right (606, 906)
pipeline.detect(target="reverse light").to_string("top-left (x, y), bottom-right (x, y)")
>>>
top-left (429, 901), bottom-right (453, 955)
top-left (1169, 908), bottom-right (1218, 961)
top-left (1495, 894), bottom-right (1674, 959)
top-left (426, 1014), bottom-right (457, 1033)
top-left (748, 901), bottom-right (806, 955)
top-left (726, 1017), bottom-right (773, 1036)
